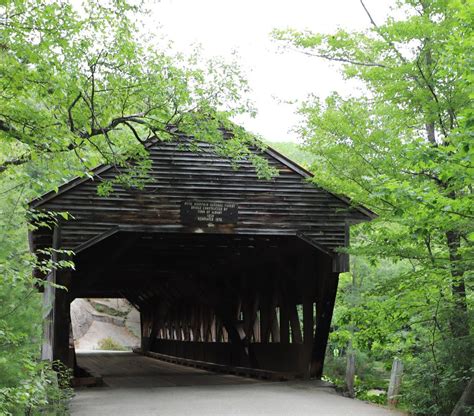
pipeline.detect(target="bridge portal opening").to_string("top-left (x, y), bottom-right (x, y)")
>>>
top-left (70, 298), bottom-right (140, 352)
top-left (63, 232), bottom-right (334, 377)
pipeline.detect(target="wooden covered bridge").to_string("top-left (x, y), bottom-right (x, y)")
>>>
top-left (29, 136), bottom-right (373, 380)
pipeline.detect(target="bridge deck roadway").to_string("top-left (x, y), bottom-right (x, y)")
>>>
top-left (71, 352), bottom-right (404, 416)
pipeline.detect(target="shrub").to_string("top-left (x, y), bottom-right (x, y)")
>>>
top-left (97, 337), bottom-right (127, 351)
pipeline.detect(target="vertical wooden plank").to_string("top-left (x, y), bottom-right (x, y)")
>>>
top-left (46, 224), bottom-right (74, 369)
top-left (310, 271), bottom-right (339, 378)
top-left (199, 306), bottom-right (204, 341)
top-left (388, 358), bottom-right (403, 406)
top-left (149, 309), bottom-right (161, 351)
top-left (253, 310), bottom-right (261, 343)
top-left (280, 298), bottom-right (290, 344)
top-left (41, 271), bottom-right (55, 361)
top-left (210, 312), bottom-right (216, 342)
top-left (183, 307), bottom-right (191, 341)
top-left (244, 294), bottom-right (259, 342)
top-left (176, 309), bottom-right (183, 341)
top-left (189, 309), bottom-right (195, 341)
top-left (193, 305), bottom-right (201, 341)
top-left (260, 295), bottom-right (270, 343)
top-left (52, 267), bottom-right (72, 367)
top-left (345, 350), bottom-right (356, 398)
top-left (41, 226), bottom-right (60, 362)
top-left (202, 308), bottom-right (210, 342)
top-left (168, 321), bottom-right (172, 340)
top-left (215, 316), bottom-right (222, 342)
top-left (271, 306), bottom-right (280, 343)
top-left (303, 298), bottom-right (314, 346)
top-left (289, 303), bottom-right (303, 344)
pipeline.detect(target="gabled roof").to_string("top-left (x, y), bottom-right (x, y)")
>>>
top-left (29, 136), bottom-right (375, 220)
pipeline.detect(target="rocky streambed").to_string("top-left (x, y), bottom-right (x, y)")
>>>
top-left (71, 298), bottom-right (140, 351)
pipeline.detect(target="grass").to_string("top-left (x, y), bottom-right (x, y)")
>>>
top-left (97, 337), bottom-right (127, 351)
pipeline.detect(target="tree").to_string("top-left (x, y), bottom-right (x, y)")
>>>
top-left (274, 0), bottom-right (473, 414)
top-left (1, 0), bottom-right (272, 182)
top-left (0, 1), bottom-right (266, 413)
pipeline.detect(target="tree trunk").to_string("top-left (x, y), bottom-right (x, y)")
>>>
top-left (451, 377), bottom-right (474, 416)
top-left (446, 230), bottom-right (469, 338)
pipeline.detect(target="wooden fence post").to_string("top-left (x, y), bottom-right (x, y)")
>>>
top-left (388, 358), bottom-right (403, 406)
top-left (345, 351), bottom-right (356, 398)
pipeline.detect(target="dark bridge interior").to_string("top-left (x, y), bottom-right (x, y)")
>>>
top-left (70, 231), bottom-right (336, 377)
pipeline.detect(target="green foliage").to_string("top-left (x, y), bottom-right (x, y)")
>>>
top-left (324, 255), bottom-right (472, 413)
top-left (0, 187), bottom-right (74, 414)
top-left (268, 141), bottom-right (318, 169)
top-left (97, 337), bottom-right (127, 351)
top-left (275, 1), bottom-right (473, 413)
top-left (1, 0), bottom-right (274, 185)
top-left (0, 0), bottom-right (264, 413)
top-left (0, 360), bottom-right (72, 416)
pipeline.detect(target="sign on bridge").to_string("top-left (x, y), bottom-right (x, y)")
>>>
top-left (180, 201), bottom-right (238, 225)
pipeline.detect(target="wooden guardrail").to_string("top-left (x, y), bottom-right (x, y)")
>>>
top-left (133, 348), bottom-right (302, 381)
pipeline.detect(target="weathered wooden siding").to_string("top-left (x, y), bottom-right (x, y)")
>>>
top-left (30, 139), bottom-right (369, 254)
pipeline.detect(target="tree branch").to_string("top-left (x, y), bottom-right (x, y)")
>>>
top-left (297, 49), bottom-right (387, 68)
top-left (67, 93), bottom-right (82, 133)
top-left (415, 57), bottom-right (448, 138)
top-left (123, 121), bottom-right (145, 145)
top-left (0, 155), bottom-right (31, 173)
top-left (0, 119), bottom-right (24, 142)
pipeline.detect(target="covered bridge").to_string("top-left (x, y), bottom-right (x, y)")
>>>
top-left (29, 136), bottom-right (373, 379)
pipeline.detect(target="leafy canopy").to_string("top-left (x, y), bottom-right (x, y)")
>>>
top-left (0, 1), bottom-right (268, 414)
top-left (274, 0), bottom-right (473, 414)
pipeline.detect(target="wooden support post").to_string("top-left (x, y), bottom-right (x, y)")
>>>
top-left (149, 307), bottom-right (163, 351)
top-left (41, 270), bottom-right (55, 361)
top-left (260, 295), bottom-right (271, 343)
top-left (244, 294), bottom-right (259, 342)
top-left (302, 297), bottom-right (315, 378)
top-left (253, 311), bottom-right (260, 343)
top-left (216, 317), bottom-right (222, 342)
top-left (183, 307), bottom-right (191, 341)
top-left (192, 306), bottom-right (201, 341)
top-left (203, 308), bottom-right (210, 342)
top-left (140, 309), bottom-right (150, 350)
top-left (280, 298), bottom-right (290, 344)
top-left (41, 225), bottom-right (73, 369)
top-left (303, 298), bottom-right (314, 346)
top-left (271, 306), bottom-right (280, 343)
top-left (176, 310), bottom-right (183, 341)
top-left (289, 304), bottom-right (302, 344)
top-left (199, 306), bottom-right (204, 341)
top-left (53, 267), bottom-right (72, 368)
top-left (275, 265), bottom-right (289, 345)
top-left (210, 312), bottom-right (216, 342)
top-left (310, 271), bottom-right (339, 378)
top-left (42, 226), bottom-right (60, 362)
top-left (269, 288), bottom-right (280, 343)
top-left (345, 350), bottom-right (356, 398)
top-left (217, 305), bottom-right (251, 367)
top-left (388, 358), bottom-right (403, 407)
